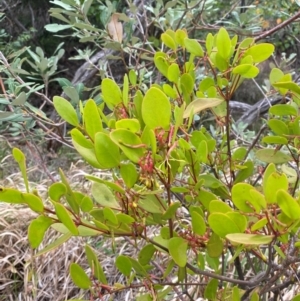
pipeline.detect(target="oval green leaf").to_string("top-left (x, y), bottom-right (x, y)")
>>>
top-left (53, 96), bottom-right (79, 127)
top-left (168, 237), bottom-right (188, 267)
top-left (70, 263), bottom-right (91, 289)
top-left (142, 87), bottom-right (171, 130)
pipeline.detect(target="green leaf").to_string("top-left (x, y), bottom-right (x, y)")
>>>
top-left (204, 278), bottom-right (219, 300)
top-left (226, 233), bottom-right (274, 246)
top-left (162, 202), bottom-right (181, 220)
top-left (168, 237), bottom-right (188, 267)
top-left (196, 140), bottom-right (208, 163)
top-left (167, 63), bottom-right (180, 83)
top-left (54, 203), bottom-right (78, 235)
top-left (85, 245), bottom-right (107, 284)
top-left (28, 216), bottom-right (53, 248)
top-left (129, 69), bottom-right (137, 85)
top-left (232, 286), bottom-right (241, 301)
top-left (53, 96), bottom-right (79, 127)
top-left (142, 87), bottom-right (171, 130)
top-left (110, 129), bottom-right (145, 163)
top-left (12, 148), bottom-right (29, 192)
top-left (234, 160), bottom-right (254, 184)
top-left (277, 190), bottom-right (300, 220)
top-left (79, 196), bottom-right (93, 212)
top-left (268, 119), bottom-right (289, 135)
top-left (120, 162), bottom-right (138, 188)
top-left (262, 136), bottom-right (288, 145)
top-left (183, 98), bottom-right (224, 118)
top-left (256, 149), bottom-right (292, 164)
top-left (45, 24), bottom-right (73, 32)
top-left (191, 211), bottom-right (206, 235)
top-left (269, 104), bottom-right (297, 116)
top-left (251, 217), bottom-right (268, 231)
top-left (264, 172), bottom-right (288, 204)
top-left (138, 194), bottom-right (165, 214)
top-left (273, 81), bottom-right (300, 95)
top-left (94, 132), bottom-right (120, 168)
top-left (209, 200), bottom-right (232, 213)
top-left (232, 64), bottom-right (259, 78)
top-left (49, 183), bottom-right (67, 201)
top-left (70, 263), bottom-right (91, 289)
top-left (129, 258), bottom-right (147, 276)
top-left (103, 207), bottom-right (118, 225)
top-left (83, 99), bottom-right (103, 139)
top-left (250, 291), bottom-right (259, 301)
top-left (138, 244), bottom-right (156, 265)
top-left (154, 52), bottom-right (169, 77)
top-left (184, 38), bottom-right (204, 57)
top-left (161, 32), bottom-right (176, 50)
top-left (232, 183), bottom-right (266, 212)
top-left (115, 118), bottom-right (141, 133)
top-left (243, 43), bottom-right (274, 63)
top-left (91, 182), bottom-right (121, 209)
top-left (292, 294), bottom-right (300, 301)
top-left (101, 78), bottom-right (122, 107)
top-left (23, 193), bottom-right (44, 213)
top-left (216, 27), bottom-right (231, 60)
top-left (116, 255), bottom-right (132, 276)
top-left (207, 233), bottom-right (223, 258)
top-left (208, 213), bottom-right (241, 238)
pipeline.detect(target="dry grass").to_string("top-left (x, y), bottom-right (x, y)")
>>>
top-left (0, 141), bottom-right (131, 301)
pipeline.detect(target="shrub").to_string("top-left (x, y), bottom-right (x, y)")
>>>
top-left (2, 26), bottom-right (300, 301)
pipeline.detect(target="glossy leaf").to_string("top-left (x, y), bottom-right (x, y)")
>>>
top-left (53, 96), bottom-right (79, 127)
top-left (110, 129), bottom-right (145, 163)
top-left (83, 99), bottom-right (102, 139)
top-left (168, 237), bottom-right (188, 267)
top-left (269, 104), bottom-right (297, 116)
top-left (191, 211), bottom-right (206, 235)
top-left (277, 190), bottom-right (300, 220)
top-left (154, 52), bottom-right (169, 77)
top-left (101, 78), bottom-right (122, 106)
top-left (216, 27), bottom-right (231, 60)
top-left (268, 119), bottom-right (289, 135)
top-left (23, 193), bottom-right (44, 213)
top-left (232, 64), bottom-right (259, 78)
top-left (264, 172), bottom-right (288, 204)
top-left (142, 87), bottom-right (171, 130)
top-left (70, 263), bottom-right (91, 289)
top-left (243, 43), bottom-right (274, 63)
top-left (226, 233), bottom-right (274, 246)
top-left (273, 81), bottom-right (300, 95)
top-left (262, 136), bottom-right (288, 145)
top-left (12, 148), bottom-right (29, 192)
top-left (209, 200), bottom-right (232, 213)
top-left (208, 213), bottom-right (241, 238)
top-left (184, 38), bottom-right (204, 57)
top-left (115, 118), bottom-right (140, 133)
top-left (54, 203), bottom-right (78, 235)
top-left (161, 32), bottom-right (176, 50)
top-left (28, 216), bottom-right (53, 248)
top-left (167, 63), bottom-right (180, 83)
top-left (49, 183), bottom-right (67, 201)
top-left (94, 132), bottom-right (120, 168)
top-left (232, 183), bottom-right (266, 212)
